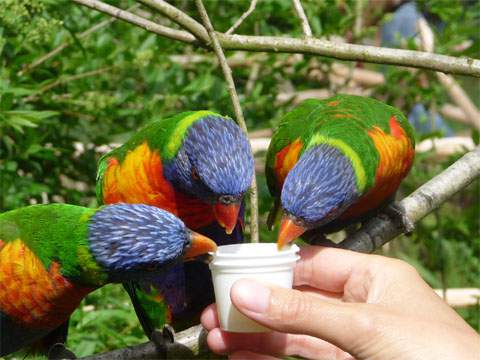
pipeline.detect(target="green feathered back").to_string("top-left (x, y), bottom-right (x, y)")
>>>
top-left (266, 94), bottom-right (414, 195)
top-left (0, 204), bottom-right (107, 286)
top-left (95, 110), bottom-right (225, 203)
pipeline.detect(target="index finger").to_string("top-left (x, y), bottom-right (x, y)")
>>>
top-left (294, 246), bottom-right (385, 292)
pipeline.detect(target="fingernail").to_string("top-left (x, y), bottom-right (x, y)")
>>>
top-left (231, 279), bottom-right (270, 314)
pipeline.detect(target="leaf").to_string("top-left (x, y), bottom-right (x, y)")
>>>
top-left (0, 92), bottom-right (14, 111)
top-left (472, 129), bottom-right (480, 146)
top-left (5, 110), bottom-right (58, 120)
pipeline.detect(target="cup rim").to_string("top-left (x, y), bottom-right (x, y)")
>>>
top-left (210, 243), bottom-right (299, 259)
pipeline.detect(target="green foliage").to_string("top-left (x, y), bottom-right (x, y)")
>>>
top-left (1, 0), bottom-right (478, 357)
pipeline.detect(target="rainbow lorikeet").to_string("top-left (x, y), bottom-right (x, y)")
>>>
top-left (96, 111), bottom-right (254, 339)
top-left (265, 95), bottom-right (415, 248)
top-left (0, 203), bottom-right (216, 357)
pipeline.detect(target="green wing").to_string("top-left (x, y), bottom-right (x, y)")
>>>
top-left (265, 99), bottom-right (328, 228)
top-left (96, 155), bottom-right (109, 205)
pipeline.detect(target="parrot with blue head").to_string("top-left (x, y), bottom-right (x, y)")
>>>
top-left (96, 111), bottom-right (254, 339)
top-left (265, 94), bottom-right (415, 248)
top-left (0, 203), bottom-right (216, 357)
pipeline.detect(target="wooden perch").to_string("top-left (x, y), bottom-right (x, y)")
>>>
top-left (80, 324), bottom-right (208, 360)
top-left (341, 146), bottom-right (480, 253)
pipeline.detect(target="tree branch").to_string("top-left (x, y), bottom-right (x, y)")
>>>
top-left (341, 146), bottom-right (480, 253)
top-left (72, 0), bottom-right (196, 43)
top-left (291, 0), bottom-right (312, 37)
top-left (138, 0), bottom-right (209, 43)
top-left (195, 0), bottom-right (260, 243)
top-left (80, 324), bottom-right (208, 360)
top-left (217, 34), bottom-right (480, 77)
top-left (226, 0), bottom-right (258, 35)
top-left (73, 0), bottom-right (480, 77)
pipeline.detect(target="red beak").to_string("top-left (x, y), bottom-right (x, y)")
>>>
top-left (214, 203), bottom-right (240, 235)
top-left (277, 217), bottom-right (306, 249)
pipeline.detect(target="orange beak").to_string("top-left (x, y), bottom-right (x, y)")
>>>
top-left (277, 217), bottom-right (306, 250)
top-left (214, 203), bottom-right (240, 235)
top-left (184, 231), bottom-right (217, 260)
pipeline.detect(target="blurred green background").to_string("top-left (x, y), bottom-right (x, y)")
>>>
top-left (1, 0), bottom-right (479, 358)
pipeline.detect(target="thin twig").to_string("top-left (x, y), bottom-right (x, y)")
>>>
top-left (291, 0), bottom-right (312, 37)
top-left (195, 0), bottom-right (260, 243)
top-left (226, 0), bottom-right (258, 35)
top-left (24, 67), bottom-right (112, 101)
top-left (74, 0), bottom-right (480, 77)
top-left (353, 0), bottom-right (365, 39)
top-left (138, 0), bottom-right (209, 43)
top-left (72, 0), bottom-right (196, 43)
top-left (341, 146), bottom-right (480, 253)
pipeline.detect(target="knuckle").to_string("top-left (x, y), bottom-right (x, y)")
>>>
top-left (270, 288), bottom-right (313, 325)
top-left (350, 306), bottom-right (381, 340)
top-left (391, 258), bottom-right (420, 278)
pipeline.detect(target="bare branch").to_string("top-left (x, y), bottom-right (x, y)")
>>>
top-left (73, 1), bottom-right (480, 76)
top-left (138, 0), bottom-right (209, 43)
top-left (25, 67), bottom-right (112, 101)
top-left (72, 0), bottom-right (196, 43)
top-left (226, 0), bottom-right (258, 35)
top-left (353, 0), bottom-right (365, 39)
top-left (80, 324), bottom-right (208, 360)
top-left (341, 146), bottom-right (480, 253)
top-left (217, 34), bottom-right (480, 77)
top-left (291, 0), bottom-right (312, 37)
top-left (195, 0), bottom-right (259, 243)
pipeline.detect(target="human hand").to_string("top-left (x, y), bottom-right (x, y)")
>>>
top-left (201, 246), bottom-right (480, 360)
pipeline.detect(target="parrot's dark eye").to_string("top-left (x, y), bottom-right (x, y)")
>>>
top-left (191, 168), bottom-right (200, 181)
top-left (219, 194), bottom-right (236, 205)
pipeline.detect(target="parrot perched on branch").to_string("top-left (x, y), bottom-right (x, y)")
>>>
top-left (96, 111), bottom-right (254, 340)
top-left (0, 203), bottom-right (216, 357)
top-left (265, 95), bottom-right (415, 248)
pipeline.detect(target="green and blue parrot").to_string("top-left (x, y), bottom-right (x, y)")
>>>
top-left (0, 203), bottom-right (216, 356)
top-left (96, 111), bottom-right (254, 337)
top-left (265, 94), bottom-right (415, 248)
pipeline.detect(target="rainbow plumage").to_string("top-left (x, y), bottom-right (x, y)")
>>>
top-left (0, 203), bottom-right (215, 356)
top-left (96, 111), bottom-right (254, 337)
top-left (265, 94), bottom-right (415, 247)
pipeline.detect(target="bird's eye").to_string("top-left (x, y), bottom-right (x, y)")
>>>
top-left (191, 168), bottom-right (199, 181)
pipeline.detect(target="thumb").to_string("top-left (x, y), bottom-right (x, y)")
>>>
top-left (230, 279), bottom-right (374, 353)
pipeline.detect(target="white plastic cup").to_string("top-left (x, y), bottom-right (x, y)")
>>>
top-left (209, 243), bottom-right (300, 333)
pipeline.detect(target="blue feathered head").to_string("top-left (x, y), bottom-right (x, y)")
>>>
top-left (165, 116), bottom-right (254, 200)
top-left (88, 204), bottom-right (216, 282)
top-left (164, 115), bottom-right (254, 234)
top-left (281, 144), bottom-right (359, 228)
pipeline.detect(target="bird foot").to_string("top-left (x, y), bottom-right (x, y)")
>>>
top-left (47, 343), bottom-right (76, 360)
top-left (151, 325), bottom-right (175, 358)
top-left (385, 203), bottom-right (415, 235)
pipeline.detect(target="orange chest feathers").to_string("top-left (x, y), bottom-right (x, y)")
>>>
top-left (101, 142), bottom-right (215, 229)
top-left (0, 240), bottom-right (93, 329)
